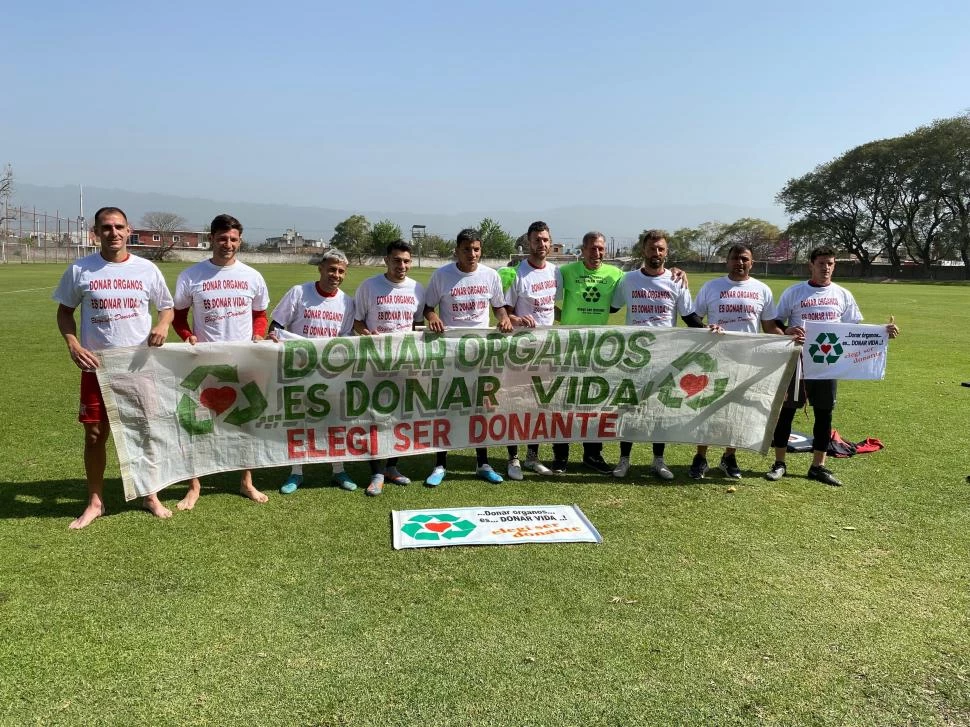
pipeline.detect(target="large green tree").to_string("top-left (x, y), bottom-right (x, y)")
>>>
top-left (477, 217), bottom-right (515, 258)
top-left (370, 218), bottom-right (402, 255)
top-left (330, 215), bottom-right (371, 260)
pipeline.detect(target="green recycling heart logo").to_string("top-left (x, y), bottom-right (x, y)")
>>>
top-left (582, 285), bottom-right (601, 303)
top-left (401, 513), bottom-right (476, 541)
top-left (657, 351), bottom-right (729, 410)
top-left (807, 332), bottom-right (843, 364)
top-left (177, 364), bottom-right (267, 435)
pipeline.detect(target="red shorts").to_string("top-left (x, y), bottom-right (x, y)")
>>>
top-left (79, 370), bottom-right (108, 424)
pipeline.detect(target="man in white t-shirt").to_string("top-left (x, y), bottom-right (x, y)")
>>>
top-left (503, 221), bottom-right (557, 480)
top-left (172, 214), bottom-right (270, 509)
top-left (53, 206), bottom-right (175, 529)
top-left (610, 229), bottom-right (706, 479)
top-left (766, 246), bottom-right (899, 486)
top-left (353, 239), bottom-right (426, 495)
top-left (688, 244), bottom-right (785, 480)
top-left (269, 249), bottom-right (357, 495)
top-left (423, 228), bottom-right (513, 486)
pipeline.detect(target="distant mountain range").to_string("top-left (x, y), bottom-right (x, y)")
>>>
top-left (13, 182), bottom-right (788, 243)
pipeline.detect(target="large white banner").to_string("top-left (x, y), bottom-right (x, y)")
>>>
top-left (802, 322), bottom-right (889, 380)
top-left (97, 327), bottom-right (799, 500)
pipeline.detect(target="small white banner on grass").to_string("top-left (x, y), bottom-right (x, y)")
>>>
top-left (802, 322), bottom-right (889, 380)
top-left (392, 505), bottom-right (602, 550)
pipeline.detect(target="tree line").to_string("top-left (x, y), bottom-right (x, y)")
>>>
top-left (778, 113), bottom-right (970, 278)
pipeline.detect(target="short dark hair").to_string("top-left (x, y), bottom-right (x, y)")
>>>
top-left (727, 244), bottom-right (753, 258)
top-left (210, 214), bottom-right (243, 237)
top-left (386, 239), bottom-right (412, 256)
top-left (527, 220), bottom-right (550, 238)
top-left (639, 229), bottom-right (668, 247)
top-left (94, 207), bottom-right (128, 227)
top-left (582, 231), bottom-right (605, 247)
top-left (810, 246), bottom-right (837, 262)
top-left (456, 228), bottom-right (481, 246)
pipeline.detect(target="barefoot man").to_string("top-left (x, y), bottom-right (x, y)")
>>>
top-left (172, 213), bottom-right (270, 508)
top-left (54, 206), bottom-right (175, 528)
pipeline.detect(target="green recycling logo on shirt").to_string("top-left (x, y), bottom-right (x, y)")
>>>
top-left (400, 513), bottom-right (476, 541)
top-left (582, 285), bottom-right (602, 303)
top-left (657, 351), bottom-right (729, 410)
top-left (807, 332), bottom-right (843, 364)
top-left (176, 364), bottom-right (268, 435)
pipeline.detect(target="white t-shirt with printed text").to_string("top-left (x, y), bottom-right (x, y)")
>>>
top-left (354, 275), bottom-right (425, 334)
top-left (692, 276), bottom-right (777, 333)
top-left (174, 259), bottom-right (269, 342)
top-left (610, 268), bottom-right (693, 327)
top-left (505, 259), bottom-right (558, 326)
top-left (53, 252), bottom-right (174, 351)
top-left (775, 281), bottom-right (863, 328)
top-left (271, 282), bottom-right (355, 338)
top-left (424, 263), bottom-right (505, 329)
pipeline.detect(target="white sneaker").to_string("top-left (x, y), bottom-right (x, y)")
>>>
top-left (524, 456), bottom-right (553, 476)
top-left (507, 458), bottom-right (523, 481)
top-left (613, 456), bottom-right (630, 478)
top-left (651, 457), bottom-right (674, 480)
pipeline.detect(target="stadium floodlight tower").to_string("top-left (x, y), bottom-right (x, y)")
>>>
top-left (411, 224), bottom-right (426, 267)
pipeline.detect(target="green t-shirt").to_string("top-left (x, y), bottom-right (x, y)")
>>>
top-left (498, 265), bottom-right (518, 293)
top-left (557, 261), bottom-right (624, 325)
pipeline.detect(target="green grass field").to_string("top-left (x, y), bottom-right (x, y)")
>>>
top-left (1, 261), bottom-right (969, 726)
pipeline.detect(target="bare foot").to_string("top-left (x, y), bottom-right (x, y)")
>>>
top-left (69, 502), bottom-right (106, 530)
top-left (240, 482), bottom-right (268, 503)
top-left (142, 494), bottom-right (173, 519)
top-left (177, 479), bottom-right (202, 511)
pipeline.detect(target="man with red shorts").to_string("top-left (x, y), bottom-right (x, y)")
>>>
top-left (54, 206), bottom-right (175, 529)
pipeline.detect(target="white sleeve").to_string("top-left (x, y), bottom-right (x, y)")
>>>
top-left (340, 295), bottom-right (356, 335)
top-left (52, 265), bottom-right (82, 308)
top-left (270, 285), bottom-right (301, 328)
top-left (610, 278), bottom-right (626, 309)
top-left (173, 271), bottom-right (192, 310)
top-left (150, 267), bottom-right (174, 310)
top-left (424, 273), bottom-right (442, 310)
top-left (353, 280), bottom-right (370, 323)
top-left (412, 282), bottom-right (426, 322)
top-left (253, 273), bottom-right (270, 311)
top-left (760, 287), bottom-right (777, 321)
top-left (554, 266), bottom-right (564, 302)
top-left (489, 273), bottom-right (505, 308)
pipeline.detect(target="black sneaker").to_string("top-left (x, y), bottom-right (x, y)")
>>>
top-left (689, 455), bottom-right (708, 480)
top-left (807, 465), bottom-right (842, 486)
top-left (719, 454), bottom-right (742, 479)
top-left (765, 461), bottom-right (787, 481)
top-left (549, 460), bottom-right (568, 475)
top-left (582, 454), bottom-right (614, 474)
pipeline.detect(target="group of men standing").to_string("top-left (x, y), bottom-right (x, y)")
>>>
top-left (54, 207), bottom-right (898, 530)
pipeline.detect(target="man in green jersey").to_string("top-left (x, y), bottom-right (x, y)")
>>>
top-left (551, 231), bottom-right (625, 473)
top-left (498, 259), bottom-right (518, 293)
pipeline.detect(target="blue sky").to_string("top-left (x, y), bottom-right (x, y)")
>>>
top-left (4, 0), bottom-right (969, 220)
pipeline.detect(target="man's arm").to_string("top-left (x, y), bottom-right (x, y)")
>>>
top-left (173, 307), bottom-right (196, 344)
top-left (56, 304), bottom-right (100, 370)
top-left (669, 267), bottom-right (688, 288)
top-left (149, 308), bottom-right (173, 347)
top-left (424, 305), bottom-right (444, 333)
top-left (252, 310), bottom-right (268, 341)
top-left (493, 305), bottom-right (513, 333)
top-left (353, 319), bottom-right (373, 336)
top-left (505, 304), bottom-right (535, 328)
top-left (761, 319), bottom-right (785, 335)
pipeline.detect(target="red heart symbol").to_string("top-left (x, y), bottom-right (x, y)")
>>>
top-left (425, 521), bottom-right (452, 533)
top-left (199, 386), bottom-right (237, 415)
top-left (821, 344), bottom-right (832, 353)
top-left (679, 373), bottom-right (708, 397)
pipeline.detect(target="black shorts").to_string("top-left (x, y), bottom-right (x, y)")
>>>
top-left (782, 375), bottom-right (837, 410)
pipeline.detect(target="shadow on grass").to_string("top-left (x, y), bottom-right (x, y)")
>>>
top-left (0, 451), bottom-right (708, 522)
